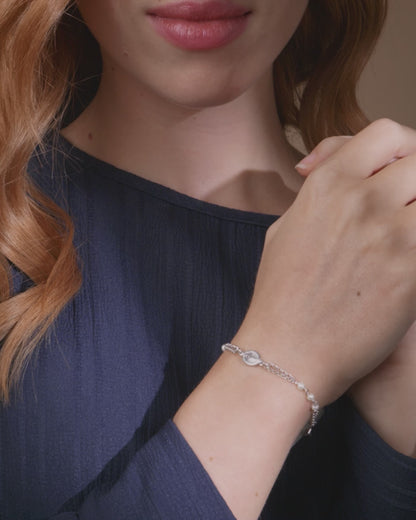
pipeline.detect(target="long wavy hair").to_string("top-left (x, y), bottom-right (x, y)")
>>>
top-left (0, 0), bottom-right (388, 403)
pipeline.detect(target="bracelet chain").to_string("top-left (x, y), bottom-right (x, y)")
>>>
top-left (221, 343), bottom-right (321, 435)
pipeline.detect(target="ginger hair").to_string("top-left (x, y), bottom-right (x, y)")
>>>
top-left (0, 0), bottom-right (388, 403)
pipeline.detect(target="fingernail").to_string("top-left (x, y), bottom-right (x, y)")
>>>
top-left (295, 152), bottom-right (316, 172)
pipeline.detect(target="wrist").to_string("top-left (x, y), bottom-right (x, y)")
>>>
top-left (231, 327), bottom-right (336, 407)
top-left (175, 345), bottom-right (312, 452)
top-left (173, 349), bottom-right (313, 520)
top-left (221, 342), bottom-right (321, 435)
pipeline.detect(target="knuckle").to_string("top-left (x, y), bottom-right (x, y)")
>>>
top-left (318, 136), bottom-right (339, 149)
top-left (315, 135), bottom-right (349, 155)
top-left (308, 138), bottom-right (333, 161)
top-left (371, 118), bottom-right (403, 143)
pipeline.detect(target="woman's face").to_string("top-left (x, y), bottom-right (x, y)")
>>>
top-left (77, 0), bottom-right (308, 108)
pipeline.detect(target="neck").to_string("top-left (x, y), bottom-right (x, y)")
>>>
top-left (62, 64), bottom-right (304, 215)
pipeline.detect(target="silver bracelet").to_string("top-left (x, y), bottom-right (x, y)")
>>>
top-left (221, 343), bottom-right (321, 436)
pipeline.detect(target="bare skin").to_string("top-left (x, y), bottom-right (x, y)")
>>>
top-left (63, 1), bottom-right (416, 518)
top-left (64, 0), bottom-right (308, 216)
top-left (176, 119), bottom-right (416, 518)
top-left (297, 135), bottom-right (416, 458)
top-left (63, 68), bottom-right (304, 215)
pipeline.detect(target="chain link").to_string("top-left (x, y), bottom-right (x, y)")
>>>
top-left (221, 343), bottom-right (321, 435)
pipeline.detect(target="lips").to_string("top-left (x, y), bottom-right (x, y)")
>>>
top-left (147, 1), bottom-right (251, 20)
top-left (146, 1), bottom-right (252, 50)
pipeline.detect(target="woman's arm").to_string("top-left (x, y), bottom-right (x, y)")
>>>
top-left (296, 126), bottom-right (416, 459)
top-left (50, 119), bottom-right (416, 520)
top-left (48, 356), bottom-right (309, 520)
top-left (175, 119), bottom-right (416, 519)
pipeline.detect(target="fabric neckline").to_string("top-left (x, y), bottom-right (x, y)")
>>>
top-left (57, 133), bottom-right (279, 227)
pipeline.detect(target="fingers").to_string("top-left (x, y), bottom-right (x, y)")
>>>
top-left (297, 119), bottom-right (416, 182)
top-left (318, 119), bottom-right (416, 180)
top-left (295, 136), bottom-right (352, 176)
top-left (364, 152), bottom-right (416, 208)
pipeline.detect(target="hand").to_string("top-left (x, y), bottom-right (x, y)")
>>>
top-left (294, 124), bottom-right (416, 456)
top-left (175, 119), bottom-right (416, 520)
top-left (234, 118), bottom-right (416, 407)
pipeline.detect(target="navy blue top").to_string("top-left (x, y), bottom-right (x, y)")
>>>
top-left (1, 136), bottom-right (416, 520)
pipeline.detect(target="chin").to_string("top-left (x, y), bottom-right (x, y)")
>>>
top-left (170, 86), bottom-right (245, 109)
top-left (148, 70), bottom-right (253, 110)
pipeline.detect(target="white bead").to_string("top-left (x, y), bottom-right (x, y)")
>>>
top-left (312, 403), bottom-right (319, 411)
top-left (307, 393), bottom-right (315, 401)
top-left (296, 382), bottom-right (305, 390)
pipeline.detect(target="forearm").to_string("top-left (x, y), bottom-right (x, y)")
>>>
top-left (173, 347), bottom-right (312, 520)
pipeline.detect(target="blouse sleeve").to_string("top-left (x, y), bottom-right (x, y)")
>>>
top-left (47, 421), bottom-right (236, 520)
top-left (41, 398), bottom-right (416, 519)
top-left (332, 398), bottom-right (416, 519)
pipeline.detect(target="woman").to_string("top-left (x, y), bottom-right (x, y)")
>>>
top-left (0, 0), bottom-right (415, 518)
